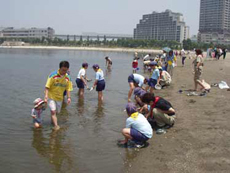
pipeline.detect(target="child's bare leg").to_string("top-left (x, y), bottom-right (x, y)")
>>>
top-left (79, 89), bottom-right (84, 98)
top-left (98, 91), bottom-right (103, 102)
top-left (122, 128), bottom-right (132, 143)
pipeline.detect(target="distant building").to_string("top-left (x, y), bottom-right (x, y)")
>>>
top-left (0, 27), bottom-right (55, 39)
top-left (198, 0), bottom-right (230, 44)
top-left (134, 10), bottom-right (189, 43)
top-left (1, 41), bottom-right (30, 46)
top-left (184, 26), bottom-right (190, 40)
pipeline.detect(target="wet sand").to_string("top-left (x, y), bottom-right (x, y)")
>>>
top-left (128, 55), bottom-right (230, 173)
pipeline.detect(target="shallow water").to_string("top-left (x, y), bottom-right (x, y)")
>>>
top-left (0, 48), bottom-right (153, 173)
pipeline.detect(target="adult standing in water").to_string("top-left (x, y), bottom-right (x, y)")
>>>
top-left (92, 64), bottom-right (105, 102)
top-left (44, 61), bottom-right (73, 130)
top-left (105, 56), bottom-right (112, 68)
top-left (76, 63), bottom-right (89, 98)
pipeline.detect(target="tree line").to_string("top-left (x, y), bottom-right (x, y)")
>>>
top-left (1, 37), bottom-right (230, 51)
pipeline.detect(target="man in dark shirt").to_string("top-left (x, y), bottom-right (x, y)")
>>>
top-left (141, 93), bottom-right (175, 128)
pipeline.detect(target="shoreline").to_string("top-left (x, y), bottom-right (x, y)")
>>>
top-left (0, 45), bottom-right (162, 54)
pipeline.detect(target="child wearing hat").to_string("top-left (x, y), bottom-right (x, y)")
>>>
top-left (31, 98), bottom-right (46, 128)
top-left (133, 87), bottom-right (147, 107)
top-left (120, 103), bottom-right (153, 147)
top-left (92, 64), bottom-right (106, 102)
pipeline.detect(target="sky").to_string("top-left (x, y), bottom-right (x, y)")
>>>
top-left (0, 0), bottom-right (200, 36)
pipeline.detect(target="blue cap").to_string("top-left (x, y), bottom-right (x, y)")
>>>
top-left (92, 64), bottom-right (99, 69)
top-left (149, 61), bottom-right (158, 66)
top-left (126, 103), bottom-right (137, 114)
top-left (145, 77), bottom-right (149, 83)
top-left (134, 87), bottom-right (146, 97)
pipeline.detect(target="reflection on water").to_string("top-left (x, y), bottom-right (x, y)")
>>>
top-left (105, 67), bottom-right (112, 78)
top-left (76, 97), bottom-right (85, 116)
top-left (32, 129), bottom-right (76, 172)
top-left (93, 102), bottom-right (105, 118)
top-left (0, 49), bottom-right (158, 173)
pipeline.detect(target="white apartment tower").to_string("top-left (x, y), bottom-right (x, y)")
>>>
top-left (134, 10), bottom-right (190, 43)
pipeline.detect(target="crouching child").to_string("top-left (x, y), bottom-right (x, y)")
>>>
top-left (120, 103), bottom-right (153, 147)
top-left (31, 98), bottom-right (46, 128)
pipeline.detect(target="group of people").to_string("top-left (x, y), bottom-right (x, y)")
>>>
top-left (206, 47), bottom-right (227, 60)
top-left (30, 48), bottom-right (211, 148)
top-left (31, 57), bottom-right (112, 130)
top-left (121, 48), bottom-right (212, 147)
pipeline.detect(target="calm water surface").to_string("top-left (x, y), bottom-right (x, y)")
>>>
top-left (0, 48), bottom-right (149, 173)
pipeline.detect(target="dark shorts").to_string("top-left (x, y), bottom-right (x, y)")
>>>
top-left (76, 78), bottom-right (84, 89)
top-left (130, 128), bottom-right (149, 143)
top-left (33, 118), bottom-right (42, 124)
top-left (96, 80), bottom-right (105, 91)
top-left (128, 74), bottom-right (135, 83)
top-left (148, 78), bottom-right (157, 88)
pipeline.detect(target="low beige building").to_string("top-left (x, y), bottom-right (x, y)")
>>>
top-left (1, 41), bottom-right (30, 46)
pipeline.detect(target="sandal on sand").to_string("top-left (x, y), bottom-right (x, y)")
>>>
top-left (156, 128), bottom-right (166, 135)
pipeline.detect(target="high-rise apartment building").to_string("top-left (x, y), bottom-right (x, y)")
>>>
top-left (198, 0), bottom-right (230, 44)
top-left (134, 10), bottom-right (189, 43)
top-left (0, 27), bottom-right (55, 39)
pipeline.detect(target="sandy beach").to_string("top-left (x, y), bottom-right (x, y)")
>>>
top-left (0, 45), bottom-right (162, 54)
top-left (127, 55), bottom-right (230, 173)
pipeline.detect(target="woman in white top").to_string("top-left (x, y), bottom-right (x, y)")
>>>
top-left (76, 63), bottom-right (89, 97)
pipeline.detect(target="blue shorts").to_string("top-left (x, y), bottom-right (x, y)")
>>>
top-left (96, 80), bottom-right (105, 91)
top-left (148, 78), bottom-right (157, 88)
top-left (33, 118), bottom-right (42, 124)
top-left (130, 128), bottom-right (149, 143)
top-left (128, 74), bottom-right (135, 83)
top-left (76, 78), bottom-right (84, 89)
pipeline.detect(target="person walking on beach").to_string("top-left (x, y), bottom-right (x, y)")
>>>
top-left (181, 49), bottom-right (186, 66)
top-left (166, 50), bottom-right (177, 77)
top-left (193, 49), bottom-right (206, 91)
top-left (221, 48), bottom-right (227, 60)
top-left (92, 64), bottom-right (105, 102)
top-left (128, 73), bottom-right (149, 102)
top-left (119, 102), bottom-right (153, 148)
top-left (76, 63), bottom-right (89, 98)
top-left (105, 56), bottom-right (112, 68)
top-left (44, 61), bottom-right (73, 130)
top-left (141, 93), bottom-right (175, 128)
